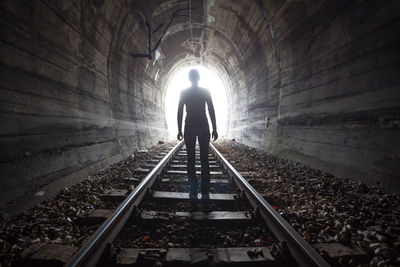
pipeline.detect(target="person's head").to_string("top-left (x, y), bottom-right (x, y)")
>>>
top-left (189, 69), bottom-right (200, 85)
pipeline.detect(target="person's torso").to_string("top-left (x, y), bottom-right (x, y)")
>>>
top-left (182, 87), bottom-right (209, 130)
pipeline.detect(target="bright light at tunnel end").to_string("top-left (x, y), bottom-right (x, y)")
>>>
top-left (164, 65), bottom-right (228, 139)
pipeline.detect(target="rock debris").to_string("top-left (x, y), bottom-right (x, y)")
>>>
top-left (0, 142), bottom-right (176, 266)
top-left (214, 139), bottom-right (400, 266)
top-left (1, 139), bottom-right (399, 266)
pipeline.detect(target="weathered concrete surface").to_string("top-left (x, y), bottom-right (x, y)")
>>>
top-left (268, 0), bottom-right (400, 193)
top-left (0, 0), bottom-right (399, 215)
top-left (0, 0), bottom-right (167, 216)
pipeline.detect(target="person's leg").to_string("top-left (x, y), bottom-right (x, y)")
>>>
top-left (184, 131), bottom-right (198, 196)
top-left (198, 130), bottom-right (211, 197)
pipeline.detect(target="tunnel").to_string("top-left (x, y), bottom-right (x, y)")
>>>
top-left (1, 0), bottom-right (400, 231)
top-left (1, 1), bottom-right (400, 265)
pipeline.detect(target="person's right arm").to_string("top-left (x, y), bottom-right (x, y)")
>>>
top-left (206, 90), bottom-right (218, 141)
top-left (177, 91), bottom-right (184, 140)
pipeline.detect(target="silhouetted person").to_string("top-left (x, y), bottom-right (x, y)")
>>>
top-left (177, 69), bottom-right (218, 200)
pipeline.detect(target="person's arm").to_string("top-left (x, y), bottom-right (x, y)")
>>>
top-left (206, 91), bottom-right (218, 141)
top-left (177, 92), bottom-right (184, 140)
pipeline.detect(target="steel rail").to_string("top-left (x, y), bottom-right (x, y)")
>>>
top-left (66, 140), bottom-right (184, 267)
top-left (210, 143), bottom-right (330, 267)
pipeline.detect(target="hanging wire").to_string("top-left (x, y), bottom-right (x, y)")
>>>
top-left (189, 0), bottom-right (195, 46)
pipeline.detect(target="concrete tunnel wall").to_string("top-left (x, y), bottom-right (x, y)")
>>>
top-left (1, 0), bottom-right (399, 216)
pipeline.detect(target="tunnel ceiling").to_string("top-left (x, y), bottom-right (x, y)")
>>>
top-left (128, 0), bottom-right (279, 96)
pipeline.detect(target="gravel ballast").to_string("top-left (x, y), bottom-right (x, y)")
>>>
top-left (214, 139), bottom-right (400, 266)
top-left (0, 141), bottom-right (176, 266)
top-left (1, 139), bottom-right (399, 266)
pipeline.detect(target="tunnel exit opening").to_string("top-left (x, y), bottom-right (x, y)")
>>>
top-left (164, 65), bottom-right (228, 139)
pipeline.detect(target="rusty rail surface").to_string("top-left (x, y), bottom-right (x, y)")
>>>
top-left (66, 140), bottom-right (184, 267)
top-left (210, 143), bottom-right (330, 267)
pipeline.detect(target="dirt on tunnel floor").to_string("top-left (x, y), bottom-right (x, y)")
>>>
top-left (214, 139), bottom-right (400, 266)
top-left (0, 139), bottom-right (399, 266)
top-left (0, 141), bottom-right (177, 266)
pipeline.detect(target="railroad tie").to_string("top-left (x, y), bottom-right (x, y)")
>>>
top-left (64, 141), bottom-right (329, 267)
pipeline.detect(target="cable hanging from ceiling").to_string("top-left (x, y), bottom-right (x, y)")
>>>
top-left (131, 6), bottom-right (195, 60)
top-left (189, 0), bottom-right (195, 47)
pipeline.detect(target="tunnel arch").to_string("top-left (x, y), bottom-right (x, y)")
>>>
top-left (147, 0), bottom-right (280, 150)
top-left (99, 0), bottom-right (280, 149)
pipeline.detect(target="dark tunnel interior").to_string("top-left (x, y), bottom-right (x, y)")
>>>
top-left (1, 0), bottom-right (399, 218)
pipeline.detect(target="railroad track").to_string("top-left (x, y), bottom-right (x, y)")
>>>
top-left (65, 140), bottom-right (329, 267)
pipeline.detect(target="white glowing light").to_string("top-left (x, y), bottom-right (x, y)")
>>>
top-left (164, 65), bottom-right (228, 138)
